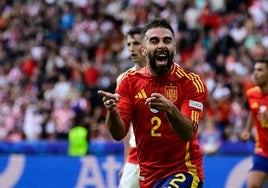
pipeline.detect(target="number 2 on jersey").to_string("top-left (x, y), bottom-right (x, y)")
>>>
top-left (151, 116), bottom-right (161, 137)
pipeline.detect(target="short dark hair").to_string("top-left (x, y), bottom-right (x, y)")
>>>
top-left (142, 18), bottom-right (175, 40)
top-left (255, 59), bottom-right (268, 66)
top-left (127, 27), bottom-right (143, 38)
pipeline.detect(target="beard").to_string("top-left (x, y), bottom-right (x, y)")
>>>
top-left (148, 50), bottom-right (174, 75)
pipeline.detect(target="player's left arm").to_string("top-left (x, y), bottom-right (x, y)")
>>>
top-left (145, 82), bottom-right (208, 141)
top-left (165, 98), bottom-right (196, 141)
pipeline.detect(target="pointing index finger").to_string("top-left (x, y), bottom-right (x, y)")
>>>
top-left (98, 90), bottom-right (120, 102)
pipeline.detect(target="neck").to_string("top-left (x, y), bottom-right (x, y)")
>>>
top-left (261, 84), bottom-right (268, 94)
top-left (136, 61), bottom-right (146, 69)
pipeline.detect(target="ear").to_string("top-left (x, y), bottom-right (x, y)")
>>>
top-left (141, 45), bottom-right (147, 56)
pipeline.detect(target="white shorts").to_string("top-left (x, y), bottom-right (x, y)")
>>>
top-left (119, 162), bottom-right (140, 188)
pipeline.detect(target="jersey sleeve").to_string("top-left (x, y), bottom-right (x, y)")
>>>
top-left (115, 76), bottom-right (133, 131)
top-left (180, 76), bottom-right (208, 126)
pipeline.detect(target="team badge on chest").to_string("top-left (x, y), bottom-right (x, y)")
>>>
top-left (165, 86), bottom-right (177, 103)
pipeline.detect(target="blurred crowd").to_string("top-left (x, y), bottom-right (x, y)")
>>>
top-left (0, 0), bottom-right (267, 153)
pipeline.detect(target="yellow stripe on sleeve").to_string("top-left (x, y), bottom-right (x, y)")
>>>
top-left (176, 70), bottom-right (205, 93)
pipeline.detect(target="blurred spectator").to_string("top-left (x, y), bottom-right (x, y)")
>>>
top-left (51, 73), bottom-right (72, 101)
top-left (52, 99), bottom-right (75, 139)
top-left (59, 3), bottom-right (75, 30)
top-left (199, 116), bottom-right (222, 155)
top-left (23, 104), bottom-right (43, 141)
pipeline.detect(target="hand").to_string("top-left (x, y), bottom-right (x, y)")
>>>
top-left (145, 93), bottom-right (172, 112)
top-left (240, 130), bottom-right (251, 142)
top-left (98, 90), bottom-right (120, 111)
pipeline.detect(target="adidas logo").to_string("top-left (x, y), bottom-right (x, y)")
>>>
top-left (135, 89), bottom-right (147, 99)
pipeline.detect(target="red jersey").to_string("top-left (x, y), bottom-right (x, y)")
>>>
top-left (246, 86), bottom-right (268, 158)
top-left (116, 64), bottom-right (208, 187)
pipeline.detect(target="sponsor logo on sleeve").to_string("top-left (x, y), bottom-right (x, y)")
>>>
top-left (189, 100), bottom-right (203, 111)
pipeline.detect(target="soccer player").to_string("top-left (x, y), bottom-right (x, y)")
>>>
top-left (98, 18), bottom-right (207, 188)
top-left (117, 27), bottom-right (146, 188)
top-left (240, 59), bottom-right (268, 188)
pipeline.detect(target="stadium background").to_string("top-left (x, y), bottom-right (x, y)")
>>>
top-left (0, 0), bottom-right (268, 187)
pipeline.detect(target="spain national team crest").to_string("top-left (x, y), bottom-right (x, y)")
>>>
top-left (165, 86), bottom-right (177, 103)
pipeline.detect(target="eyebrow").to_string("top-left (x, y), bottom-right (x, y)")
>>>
top-left (147, 36), bottom-right (172, 41)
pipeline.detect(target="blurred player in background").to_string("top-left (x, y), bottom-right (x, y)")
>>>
top-left (117, 27), bottom-right (146, 188)
top-left (241, 59), bottom-right (268, 188)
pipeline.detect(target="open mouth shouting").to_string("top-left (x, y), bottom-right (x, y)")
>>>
top-left (148, 49), bottom-right (173, 75)
top-left (155, 51), bottom-right (168, 66)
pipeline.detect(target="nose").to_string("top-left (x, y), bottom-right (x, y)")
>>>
top-left (253, 70), bottom-right (258, 76)
top-left (128, 44), bottom-right (135, 52)
top-left (158, 40), bottom-right (166, 48)
top-left (157, 40), bottom-right (167, 49)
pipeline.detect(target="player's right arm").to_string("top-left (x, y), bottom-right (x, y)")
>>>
top-left (240, 112), bottom-right (253, 141)
top-left (98, 90), bottom-right (127, 141)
